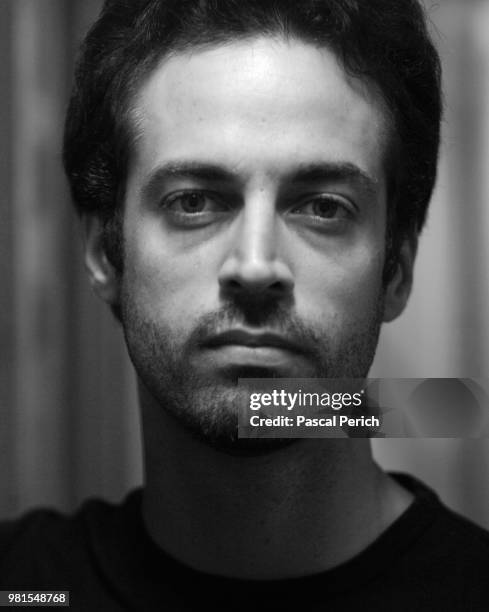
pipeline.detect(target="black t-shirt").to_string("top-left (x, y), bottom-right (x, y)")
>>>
top-left (0, 473), bottom-right (488, 611)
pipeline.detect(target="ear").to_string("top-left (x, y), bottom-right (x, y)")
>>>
top-left (82, 215), bottom-right (120, 306)
top-left (383, 236), bottom-right (417, 323)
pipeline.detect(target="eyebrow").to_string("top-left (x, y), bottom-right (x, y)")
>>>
top-left (287, 162), bottom-right (379, 197)
top-left (141, 162), bottom-right (235, 202)
top-left (141, 160), bottom-right (379, 201)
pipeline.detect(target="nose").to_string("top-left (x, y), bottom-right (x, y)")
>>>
top-left (218, 194), bottom-right (294, 297)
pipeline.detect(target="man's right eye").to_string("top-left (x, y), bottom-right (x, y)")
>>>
top-left (161, 191), bottom-right (224, 213)
top-left (159, 190), bottom-right (228, 226)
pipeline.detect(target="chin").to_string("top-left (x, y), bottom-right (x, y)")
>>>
top-left (148, 380), bottom-right (297, 456)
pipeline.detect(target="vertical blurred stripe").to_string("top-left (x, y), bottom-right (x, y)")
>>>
top-left (0, 0), bottom-right (14, 515)
top-left (11, 0), bottom-right (73, 511)
top-left (453, 0), bottom-right (489, 531)
top-left (2, 0), bottom-right (142, 518)
top-left (472, 0), bottom-right (489, 376)
top-left (373, 0), bottom-right (489, 529)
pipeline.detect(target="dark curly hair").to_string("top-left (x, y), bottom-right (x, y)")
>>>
top-left (63, 0), bottom-right (442, 283)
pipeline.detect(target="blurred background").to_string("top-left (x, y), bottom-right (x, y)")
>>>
top-left (1, 0), bottom-right (489, 528)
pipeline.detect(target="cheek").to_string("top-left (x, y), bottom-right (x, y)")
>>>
top-left (295, 244), bottom-right (385, 327)
top-left (122, 223), bottom-right (219, 326)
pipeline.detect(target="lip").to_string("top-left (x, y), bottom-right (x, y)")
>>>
top-left (203, 329), bottom-right (303, 353)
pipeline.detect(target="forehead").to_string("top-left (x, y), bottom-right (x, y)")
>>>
top-left (129, 37), bottom-right (390, 183)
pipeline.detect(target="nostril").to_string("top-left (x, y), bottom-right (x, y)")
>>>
top-left (270, 280), bottom-right (287, 292)
top-left (225, 279), bottom-right (242, 291)
top-left (218, 253), bottom-right (294, 295)
top-left (221, 276), bottom-right (292, 296)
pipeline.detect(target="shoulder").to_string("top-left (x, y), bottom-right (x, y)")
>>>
top-left (0, 491), bottom-right (139, 590)
top-left (393, 472), bottom-right (489, 558)
top-left (0, 507), bottom-right (73, 566)
top-left (0, 507), bottom-right (75, 589)
top-left (416, 498), bottom-right (489, 572)
top-left (388, 473), bottom-right (489, 605)
top-left (394, 471), bottom-right (489, 548)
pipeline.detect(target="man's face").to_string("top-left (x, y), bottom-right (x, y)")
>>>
top-left (116, 37), bottom-right (400, 447)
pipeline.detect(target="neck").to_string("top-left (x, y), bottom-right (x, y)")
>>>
top-left (140, 385), bottom-right (412, 580)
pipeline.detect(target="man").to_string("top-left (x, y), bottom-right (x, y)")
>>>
top-left (1, 0), bottom-right (489, 610)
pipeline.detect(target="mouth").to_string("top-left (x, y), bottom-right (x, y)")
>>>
top-left (199, 329), bottom-right (310, 375)
top-left (192, 328), bottom-right (317, 379)
top-left (203, 329), bottom-right (304, 354)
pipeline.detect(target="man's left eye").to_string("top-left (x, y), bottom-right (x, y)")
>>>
top-left (291, 196), bottom-right (353, 221)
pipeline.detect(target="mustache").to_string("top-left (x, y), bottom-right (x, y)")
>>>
top-left (185, 302), bottom-right (324, 360)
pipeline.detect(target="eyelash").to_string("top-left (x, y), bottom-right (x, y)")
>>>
top-left (161, 190), bottom-right (226, 209)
